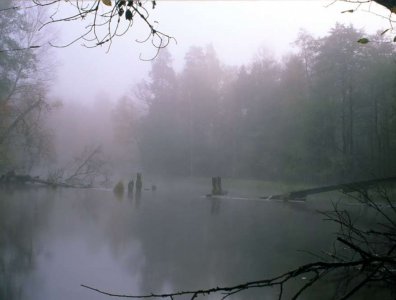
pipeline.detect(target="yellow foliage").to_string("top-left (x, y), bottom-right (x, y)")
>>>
top-left (102, 0), bottom-right (112, 7)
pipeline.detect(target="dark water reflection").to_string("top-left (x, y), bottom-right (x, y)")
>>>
top-left (0, 184), bottom-right (341, 300)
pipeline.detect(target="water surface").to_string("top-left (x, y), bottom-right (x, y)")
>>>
top-left (0, 182), bottom-right (340, 299)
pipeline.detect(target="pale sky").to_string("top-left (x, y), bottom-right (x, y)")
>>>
top-left (46, 1), bottom-right (392, 104)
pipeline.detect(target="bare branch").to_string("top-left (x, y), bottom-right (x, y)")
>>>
top-left (81, 186), bottom-right (396, 299)
top-left (16, 0), bottom-right (177, 57)
top-left (0, 45), bottom-right (40, 52)
top-left (0, 98), bottom-right (45, 145)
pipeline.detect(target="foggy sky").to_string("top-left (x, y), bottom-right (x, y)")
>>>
top-left (47, 1), bottom-right (391, 105)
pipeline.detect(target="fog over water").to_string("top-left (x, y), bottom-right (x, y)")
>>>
top-left (1, 184), bottom-right (341, 300)
top-left (1, 1), bottom-right (395, 299)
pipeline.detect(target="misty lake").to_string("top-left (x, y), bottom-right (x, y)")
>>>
top-left (1, 180), bottom-right (362, 300)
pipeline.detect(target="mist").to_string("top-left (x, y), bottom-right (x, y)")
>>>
top-left (39, 0), bottom-right (394, 185)
top-left (1, 1), bottom-right (396, 300)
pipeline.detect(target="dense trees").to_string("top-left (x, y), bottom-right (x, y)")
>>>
top-left (0, 2), bottom-right (54, 173)
top-left (136, 24), bottom-right (396, 183)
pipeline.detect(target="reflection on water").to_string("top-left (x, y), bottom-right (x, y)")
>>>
top-left (0, 184), bottom-right (338, 300)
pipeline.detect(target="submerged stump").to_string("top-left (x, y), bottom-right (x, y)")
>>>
top-left (113, 181), bottom-right (124, 196)
top-left (136, 173), bottom-right (142, 192)
top-left (128, 180), bottom-right (134, 194)
top-left (211, 176), bottom-right (223, 196)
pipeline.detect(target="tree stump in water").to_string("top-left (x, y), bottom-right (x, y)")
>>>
top-left (211, 176), bottom-right (223, 195)
top-left (217, 177), bottom-right (223, 195)
top-left (135, 173), bottom-right (142, 192)
top-left (128, 180), bottom-right (134, 194)
top-left (113, 181), bottom-right (124, 196)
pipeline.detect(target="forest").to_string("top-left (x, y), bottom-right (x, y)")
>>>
top-left (135, 26), bottom-right (396, 184)
top-left (1, 5), bottom-right (396, 185)
top-left (1, 1), bottom-right (396, 299)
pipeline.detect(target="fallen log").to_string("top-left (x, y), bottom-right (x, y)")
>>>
top-left (261, 176), bottom-right (396, 201)
top-left (0, 172), bottom-right (90, 188)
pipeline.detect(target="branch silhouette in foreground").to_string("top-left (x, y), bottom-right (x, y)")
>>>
top-left (2, 1), bottom-right (394, 56)
top-left (26, 0), bottom-right (175, 59)
top-left (81, 257), bottom-right (395, 299)
top-left (81, 187), bottom-right (396, 300)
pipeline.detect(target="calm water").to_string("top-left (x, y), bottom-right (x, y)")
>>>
top-left (0, 182), bottom-right (344, 300)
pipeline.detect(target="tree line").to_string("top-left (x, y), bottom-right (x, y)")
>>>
top-left (1, 0), bottom-right (396, 186)
top-left (127, 24), bottom-right (396, 183)
top-left (0, 0), bottom-right (55, 175)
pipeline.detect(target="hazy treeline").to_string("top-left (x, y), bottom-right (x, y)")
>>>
top-left (0, 1), bottom-right (55, 174)
top-left (46, 96), bottom-right (139, 179)
top-left (132, 24), bottom-right (396, 183)
top-left (0, 1), bottom-right (135, 181)
top-left (1, 3), bottom-right (395, 186)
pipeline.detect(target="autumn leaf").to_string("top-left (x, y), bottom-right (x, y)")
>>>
top-left (118, 7), bottom-right (124, 17)
top-left (102, 0), bottom-right (112, 7)
top-left (125, 9), bottom-right (133, 20)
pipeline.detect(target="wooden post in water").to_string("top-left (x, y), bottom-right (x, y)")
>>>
top-left (212, 177), bottom-right (217, 195)
top-left (217, 176), bottom-right (223, 195)
top-left (211, 176), bottom-right (223, 195)
top-left (136, 173), bottom-right (142, 193)
top-left (128, 179), bottom-right (134, 195)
